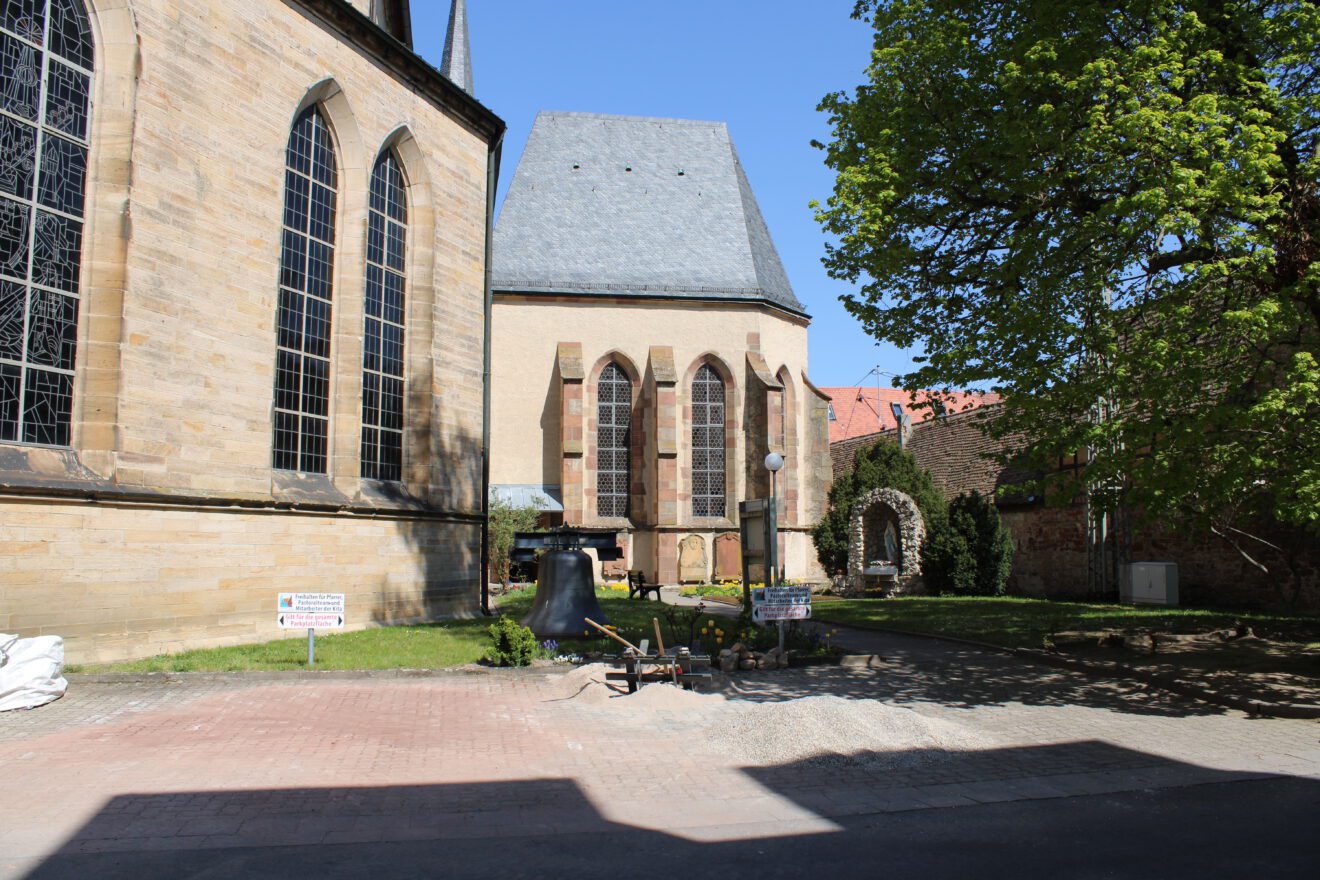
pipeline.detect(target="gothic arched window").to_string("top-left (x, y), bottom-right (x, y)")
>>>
top-left (0, 0), bottom-right (94, 446)
top-left (273, 105), bottom-right (337, 473)
top-left (361, 149), bottom-right (406, 482)
top-left (596, 361), bottom-right (631, 518)
top-left (691, 364), bottom-right (725, 518)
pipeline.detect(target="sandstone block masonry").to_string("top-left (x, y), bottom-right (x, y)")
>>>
top-left (0, 1), bottom-right (504, 663)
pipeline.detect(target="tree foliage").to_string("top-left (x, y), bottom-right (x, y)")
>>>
top-left (925, 491), bottom-right (1016, 596)
top-left (813, 440), bottom-right (947, 574)
top-left (488, 498), bottom-right (542, 586)
top-left (816, 2), bottom-right (1320, 554)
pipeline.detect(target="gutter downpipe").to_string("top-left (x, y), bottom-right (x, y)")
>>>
top-left (480, 128), bottom-right (505, 617)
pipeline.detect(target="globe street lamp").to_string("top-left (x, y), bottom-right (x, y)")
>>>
top-left (765, 452), bottom-right (784, 587)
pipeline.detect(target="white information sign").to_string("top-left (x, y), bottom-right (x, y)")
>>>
top-left (277, 593), bottom-right (345, 629)
top-left (751, 585), bottom-right (812, 623)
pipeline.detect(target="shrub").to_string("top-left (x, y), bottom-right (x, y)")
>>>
top-left (812, 440), bottom-right (948, 574)
top-left (485, 616), bottom-right (539, 667)
top-left (924, 491), bottom-right (1014, 596)
top-left (488, 498), bottom-right (542, 586)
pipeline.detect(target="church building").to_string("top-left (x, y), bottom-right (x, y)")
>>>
top-left (490, 112), bottom-right (833, 585)
top-left (0, 0), bottom-right (503, 662)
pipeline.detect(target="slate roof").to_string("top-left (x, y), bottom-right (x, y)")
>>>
top-left (492, 112), bottom-right (807, 317)
top-left (822, 386), bottom-right (1001, 443)
top-left (440, 0), bottom-right (472, 95)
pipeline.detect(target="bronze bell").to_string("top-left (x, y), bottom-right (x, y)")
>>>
top-left (511, 529), bottom-right (620, 638)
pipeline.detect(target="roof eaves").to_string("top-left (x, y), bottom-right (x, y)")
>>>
top-left (291, 0), bottom-right (504, 143)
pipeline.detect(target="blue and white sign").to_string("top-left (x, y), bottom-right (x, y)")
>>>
top-left (752, 585), bottom-right (812, 623)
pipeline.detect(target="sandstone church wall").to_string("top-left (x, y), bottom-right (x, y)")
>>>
top-left (1, 0), bottom-right (501, 662)
top-left (0, 500), bottom-right (479, 663)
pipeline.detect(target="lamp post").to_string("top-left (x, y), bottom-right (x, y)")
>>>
top-left (764, 452), bottom-right (785, 652)
top-left (764, 452), bottom-right (784, 587)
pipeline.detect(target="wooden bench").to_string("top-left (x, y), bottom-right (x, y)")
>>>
top-left (627, 570), bottom-right (663, 601)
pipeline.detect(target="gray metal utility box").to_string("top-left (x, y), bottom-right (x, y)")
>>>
top-left (1120, 562), bottom-right (1180, 606)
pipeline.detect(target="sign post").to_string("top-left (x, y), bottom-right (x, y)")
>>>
top-left (277, 593), bottom-right (346, 668)
top-left (751, 585), bottom-right (812, 623)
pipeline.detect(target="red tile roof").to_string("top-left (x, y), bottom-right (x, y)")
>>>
top-left (820, 386), bottom-right (1001, 444)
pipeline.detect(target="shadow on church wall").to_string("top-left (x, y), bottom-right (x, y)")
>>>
top-left (368, 374), bottom-right (485, 624)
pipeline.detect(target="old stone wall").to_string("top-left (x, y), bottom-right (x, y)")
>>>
top-left (833, 410), bottom-right (1317, 611)
top-left (1003, 504), bottom-right (1320, 612)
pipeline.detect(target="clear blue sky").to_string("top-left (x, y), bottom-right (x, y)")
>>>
top-left (409, 0), bottom-right (918, 388)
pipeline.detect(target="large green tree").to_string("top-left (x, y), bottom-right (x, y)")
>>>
top-left (816, 1), bottom-right (1319, 597)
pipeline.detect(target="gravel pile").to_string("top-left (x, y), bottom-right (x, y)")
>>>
top-left (706, 695), bottom-right (986, 769)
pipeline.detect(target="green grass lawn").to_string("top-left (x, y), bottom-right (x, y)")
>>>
top-left (67, 588), bottom-right (701, 674)
top-left (811, 595), bottom-right (1320, 650)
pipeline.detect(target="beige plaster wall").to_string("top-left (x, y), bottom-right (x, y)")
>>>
top-left (491, 297), bottom-right (809, 489)
top-left (490, 296), bottom-right (829, 582)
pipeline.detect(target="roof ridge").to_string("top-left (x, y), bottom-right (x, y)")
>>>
top-left (534, 110), bottom-right (729, 128)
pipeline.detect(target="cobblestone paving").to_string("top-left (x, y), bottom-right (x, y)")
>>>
top-left (1, 630), bottom-right (1317, 879)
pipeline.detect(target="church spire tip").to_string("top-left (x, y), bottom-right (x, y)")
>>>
top-left (441, 0), bottom-right (473, 96)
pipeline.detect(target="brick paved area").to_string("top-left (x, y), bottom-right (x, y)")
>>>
top-left (1, 631), bottom-right (1317, 879)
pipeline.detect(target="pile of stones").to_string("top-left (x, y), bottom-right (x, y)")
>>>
top-left (718, 642), bottom-right (790, 674)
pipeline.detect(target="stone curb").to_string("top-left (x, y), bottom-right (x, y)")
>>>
top-left (818, 622), bottom-right (1320, 720)
top-left (66, 665), bottom-right (580, 685)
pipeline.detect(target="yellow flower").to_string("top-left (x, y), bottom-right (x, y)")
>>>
top-left (708, 620), bottom-right (715, 627)
top-left (701, 628), bottom-right (708, 635)
top-left (716, 629), bottom-right (724, 637)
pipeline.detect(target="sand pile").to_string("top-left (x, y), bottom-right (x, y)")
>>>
top-left (706, 696), bottom-right (986, 769)
top-left (544, 666), bottom-right (986, 770)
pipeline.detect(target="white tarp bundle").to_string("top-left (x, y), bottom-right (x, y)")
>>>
top-left (0, 633), bottom-right (68, 712)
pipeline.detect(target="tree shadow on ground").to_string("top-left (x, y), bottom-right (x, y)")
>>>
top-left (17, 741), bottom-right (1319, 880)
top-left (715, 637), bottom-right (1232, 718)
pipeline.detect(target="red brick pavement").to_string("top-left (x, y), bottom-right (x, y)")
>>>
top-left (2, 646), bottom-right (1317, 879)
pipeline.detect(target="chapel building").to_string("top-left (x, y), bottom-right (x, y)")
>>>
top-left (1, 0), bottom-right (503, 662)
top-left (490, 112), bottom-right (833, 585)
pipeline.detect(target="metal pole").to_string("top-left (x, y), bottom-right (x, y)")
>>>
top-left (769, 469), bottom-right (778, 589)
top-left (307, 628), bottom-right (315, 668)
top-left (772, 468), bottom-right (784, 653)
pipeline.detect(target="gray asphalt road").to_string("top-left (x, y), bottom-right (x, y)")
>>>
top-left (19, 777), bottom-right (1320, 880)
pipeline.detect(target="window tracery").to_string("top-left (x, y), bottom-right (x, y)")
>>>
top-left (273, 105), bottom-right (337, 473)
top-left (360, 150), bottom-right (407, 482)
top-left (0, 0), bottom-right (92, 446)
top-left (691, 364), bottom-right (725, 518)
top-left (596, 361), bottom-right (630, 518)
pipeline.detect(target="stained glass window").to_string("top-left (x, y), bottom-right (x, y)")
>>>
top-left (691, 364), bottom-right (725, 518)
top-left (0, 0), bottom-right (92, 446)
top-left (360, 150), bottom-right (406, 482)
top-left (596, 362), bottom-right (631, 518)
top-left (273, 106), bottom-right (337, 474)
